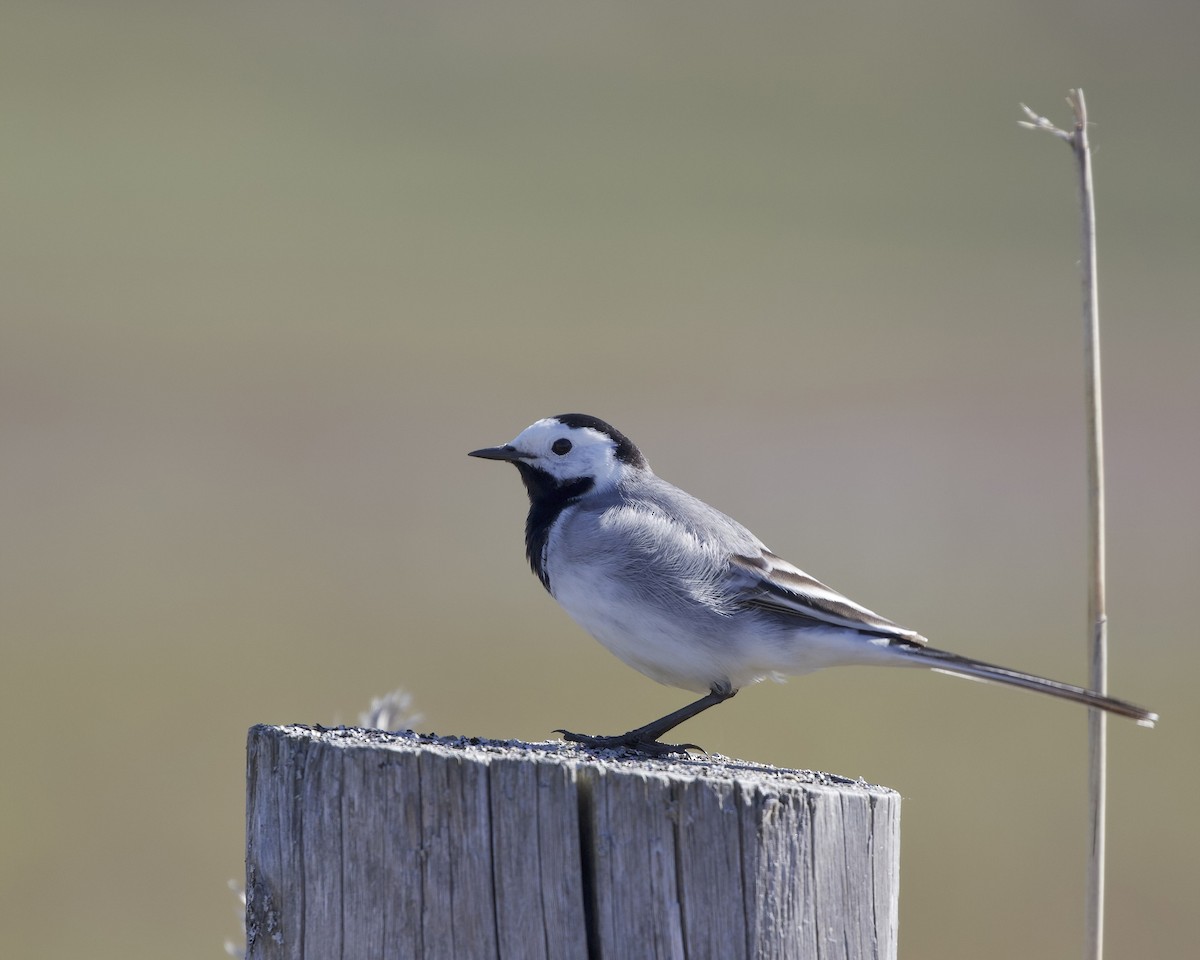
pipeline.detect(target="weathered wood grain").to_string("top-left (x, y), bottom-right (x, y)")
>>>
top-left (246, 724), bottom-right (900, 960)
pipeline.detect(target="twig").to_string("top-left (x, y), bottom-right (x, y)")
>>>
top-left (1020, 89), bottom-right (1107, 960)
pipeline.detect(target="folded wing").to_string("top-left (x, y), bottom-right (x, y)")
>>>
top-left (727, 549), bottom-right (927, 643)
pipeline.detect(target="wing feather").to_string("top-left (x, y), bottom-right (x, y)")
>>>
top-left (727, 550), bottom-right (926, 643)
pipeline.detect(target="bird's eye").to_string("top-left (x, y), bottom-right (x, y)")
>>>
top-left (551, 438), bottom-right (572, 455)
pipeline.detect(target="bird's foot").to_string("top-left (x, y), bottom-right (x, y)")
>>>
top-left (554, 728), bottom-right (703, 757)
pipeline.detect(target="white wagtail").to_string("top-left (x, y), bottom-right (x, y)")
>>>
top-left (470, 413), bottom-right (1158, 753)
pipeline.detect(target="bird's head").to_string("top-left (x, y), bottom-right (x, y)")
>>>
top-left (469, 413), bottom-right (648, 494)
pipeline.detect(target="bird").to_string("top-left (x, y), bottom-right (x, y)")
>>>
top-left (469, 413), bottom-right (1158, 753)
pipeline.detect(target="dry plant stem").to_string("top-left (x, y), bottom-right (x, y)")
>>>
top-left (1020, 90), bottom-right (1107, 960)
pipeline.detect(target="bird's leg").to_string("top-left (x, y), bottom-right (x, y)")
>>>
top-left (556, 683), bottom-right (737, 756)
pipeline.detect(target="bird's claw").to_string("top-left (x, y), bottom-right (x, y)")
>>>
top-left (553, 728), bottom-right (704, 757)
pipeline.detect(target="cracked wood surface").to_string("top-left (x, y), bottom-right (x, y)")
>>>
top-left (245, 724), bottom-right (899, 960)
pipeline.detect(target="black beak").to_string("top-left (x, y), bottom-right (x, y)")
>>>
top-left (468, 444), bottom-right (529, 462)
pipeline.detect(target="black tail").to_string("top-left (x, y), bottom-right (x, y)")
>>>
top-left (894, 643), bottom-right (1157, 727)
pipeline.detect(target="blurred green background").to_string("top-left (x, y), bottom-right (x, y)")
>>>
top-left (3, 2), bottom-right (1196, 957)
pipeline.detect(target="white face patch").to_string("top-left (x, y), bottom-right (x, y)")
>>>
top-left (507, 418), bottom-right (628, 488)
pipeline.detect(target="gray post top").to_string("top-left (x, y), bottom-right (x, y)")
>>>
top-left (256, 722), bottom-right (896, 799)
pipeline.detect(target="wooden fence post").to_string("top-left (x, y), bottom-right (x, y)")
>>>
top-left (245, 724), bottom-right (899, 960)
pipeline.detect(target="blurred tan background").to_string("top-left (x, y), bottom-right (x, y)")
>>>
top-left (3, 2), bottom-right (1196, 958)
